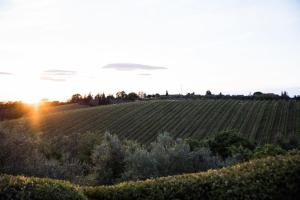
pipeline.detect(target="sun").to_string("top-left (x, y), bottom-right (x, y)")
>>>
top-left (22, 95), bottom-right (43, 105)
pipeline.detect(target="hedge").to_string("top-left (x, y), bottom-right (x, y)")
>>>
top-left (1, 154), bottom-right (300, 200)
top-left (0, 175), bottom-right (86, 200)
top-left (83, 154), bottom-right (300, 200)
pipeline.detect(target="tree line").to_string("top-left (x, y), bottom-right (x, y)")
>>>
top-left (69, 90), bottom-right (300, 107)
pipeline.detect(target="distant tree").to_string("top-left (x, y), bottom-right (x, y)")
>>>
top-left (138, 91), bottom-right (146, 99)
top-left (127, 92), bottom-right (139, 101)
top-left (166, 90), bottom-right (169, 96)
top-left (70, 94), bottom-right (82, 103)
top-left (253, 91), bottom-right (263, 96)
top-left (82, 93), bottom-right (93, 105)
top-left (205, 90), bottom-right (212, 96)
top-left (281, 91), bottom-right (289, 100)
top-left (116, 91), bottom-right (127, 99)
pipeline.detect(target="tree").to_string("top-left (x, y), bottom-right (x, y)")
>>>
top-left (91, 132), bottom-right (125, 184)
top-left (208, 131), bottom-right (255, 159)
top-left (281, 91), bottom-right (289, 99)
top-left (70, 94), bottom-right (82, 103)
top-left (116, 91), bottom-right (127, 99)
top-left (138, 91), bottom-right (146, 99)
top-left (127, 92), bottom-right (138, 101)
top-left (205, 90), bottom-right (212, 96)
top-left (253, 91), bottom-right (263, 96)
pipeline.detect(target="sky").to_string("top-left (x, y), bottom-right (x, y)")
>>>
top-left (0, 0), bottom-right (300, 103)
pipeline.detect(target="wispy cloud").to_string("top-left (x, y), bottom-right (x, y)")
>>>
top-left (137, 73), bottom-right (152, 76)
top-left (42, 70), bottom-right (76, 76)
top-left (103, 63), bottom-right (167, 71)
top-left (40, 76), bottom-right (66, 82)
top-left (40, 69), bottom-right (76, 82)
top-left (0, 72), bottom-right (13, 75)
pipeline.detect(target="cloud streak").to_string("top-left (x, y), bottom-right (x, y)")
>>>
top-left (40, 69), bottom-right (76, 82)
top-left (42, 70), bottom-right (76, 76)
top-left (40, 76), bottom-right (66, 82)
top-left (103, 63), bottom-right (167, 71)
top-left (0, 72), bottom-right (13, 75)
top-left (137, 73), bottom-right (152, 76)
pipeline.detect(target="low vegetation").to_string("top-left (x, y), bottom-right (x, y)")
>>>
top-left (0, 175), bottom-right (86, 200)
top-left (83, 153), bottom-right (300, 200)
top-left (1, 120), bottom-right (298, 186)
top-left (1, 153), bottom-right (299, 200)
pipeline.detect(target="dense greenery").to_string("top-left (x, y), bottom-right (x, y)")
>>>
top-left (1, 153), bottom-right (299, 200)
top-left (3, 99), bottom-right (299, 145)
top-left (1, 120), bottom-right (296, 186)
top-left (84, 153), bottom-right (300, 200)
top-left (0, 175), bottom-right (86, 200)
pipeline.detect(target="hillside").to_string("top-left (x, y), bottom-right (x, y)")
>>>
top-left (1, 99), bottom-right (300, 144)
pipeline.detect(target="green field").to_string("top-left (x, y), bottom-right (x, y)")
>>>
top-left (2, 99), bottom-right (300, 144)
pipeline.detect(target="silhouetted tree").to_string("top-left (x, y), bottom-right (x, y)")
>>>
top-left (127, 92), bottom-right (138, 101)
top-left (253, 91), bottom-right (263, 96)
top-left (116, 91), bottom-right (127, 99)
top-left (70, 94), bottom-right (82, 103)
top-left (206, 90), bottom-right (212, 96)
top-left (281, 91), bottom-right (289, 100)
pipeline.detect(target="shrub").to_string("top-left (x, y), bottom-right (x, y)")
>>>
top-left (91, 132), bottom-right (125, 185)
top-left (83, 154), bottom-right (300, 200)
top-left (0, 175), bottom-right (86, 200)
top-left (121, 133), bottom-right (226, 181)
top-left (208, 131), bottom-right (255, 159)
top-left (252, 144), bottom-right (286, 159)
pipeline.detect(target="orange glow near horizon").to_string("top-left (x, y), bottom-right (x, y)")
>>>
top-left (28, 101), bottom-right (51, 129)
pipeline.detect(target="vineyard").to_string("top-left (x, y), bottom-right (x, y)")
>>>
top-left (2, 99), bottom-right (300, 144)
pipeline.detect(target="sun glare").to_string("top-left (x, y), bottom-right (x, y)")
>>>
top-left (22, 96), bottom-right (43, 105)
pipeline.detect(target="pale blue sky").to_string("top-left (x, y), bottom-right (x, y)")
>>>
top-left (0, 0), bottom-right (299, 102)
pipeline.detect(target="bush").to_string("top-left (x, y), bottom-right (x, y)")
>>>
top-left (91, 132), bottom-right (125, 185)
top-left (121, 133), bottom-right (226, 181)
top-left (252, 144), bottom-right (286, 159)
top-left (0, 175), bottom-right (86, 200)
top-left (83, 154), bottom-right (300, 200)
top-left (208, 131), bottom-right (255, 159)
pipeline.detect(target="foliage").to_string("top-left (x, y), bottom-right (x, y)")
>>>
top-left (83, 154), bottom-right (300, 200)
top-left (207, 131), bottom-right (255, 159)
top-left (121, 133), bottom-right (229, 182)
top-left (0, 175), bottom-right (86, 200)
top-left (252, 144), bottom-right (286, 159)
top-left (127, 92), bottom-right (139, 101)
top-left (91, 132), bottom-right (125, 185)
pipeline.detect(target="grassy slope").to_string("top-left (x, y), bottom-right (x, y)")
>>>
top-left (1, 99), bottom-right (300, 144)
